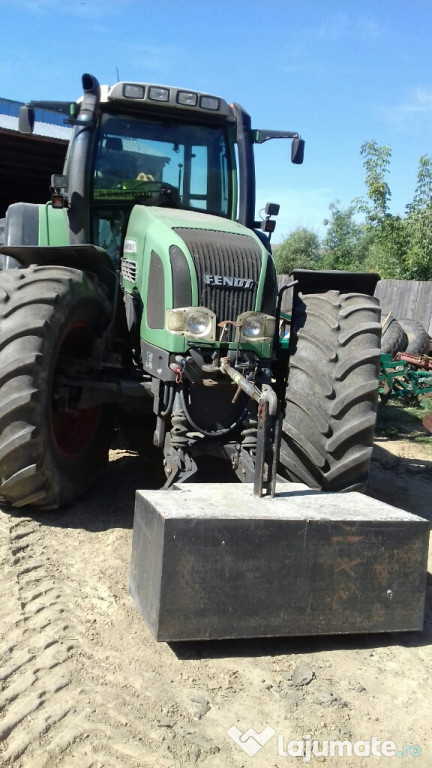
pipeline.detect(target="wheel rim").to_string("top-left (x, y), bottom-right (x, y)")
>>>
top-left (51, 322), bottom-right (101, 458)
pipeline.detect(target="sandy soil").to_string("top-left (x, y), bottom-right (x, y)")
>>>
top-left (0, 419), bottom-right (431, 768)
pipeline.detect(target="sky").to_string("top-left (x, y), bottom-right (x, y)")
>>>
top-left (1, 0), bottom-right (432, 242)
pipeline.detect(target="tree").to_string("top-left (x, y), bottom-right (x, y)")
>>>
top-left (407, 154), bottom-right (432, 213)
top-left (355, 140), bottom-right (392, 222)
top-left (273, 227), bottom-right (320, 274)
top-left (277, 142), bottom-right (432, 281)
top-left (405, 154), bottom-right (432, 280)
top-left (353, 140), bottom-right (409, 279)
top-left (364, 215), bottom-right (409, 279)
top-left (319, 202), bottom-right (374, 271)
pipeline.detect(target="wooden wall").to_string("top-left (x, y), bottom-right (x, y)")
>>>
top-left (374, 280), bottom-right (432, 337)
top-left (277, 275), bottom-right (432, 336)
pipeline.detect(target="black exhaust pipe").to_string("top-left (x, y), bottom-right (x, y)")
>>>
top-left (81, 73), bottom-right (101, 120)
top-left (67, 73), bottom-right (101, 244)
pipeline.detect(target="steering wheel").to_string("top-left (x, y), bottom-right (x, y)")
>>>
top-left (131, 179), bottom-right (181, 208)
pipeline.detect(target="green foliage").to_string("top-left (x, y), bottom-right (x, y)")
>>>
top-left (365, 215), bottom-right (410, 279)
top-left (407, 154), bottom-right (432, 213)
top-left (277, 142), bottom-right (432, 281)
top-left (273, 226), bottom-right (320, 274)
top-left (319, 142), bottom-right (432, 280)
top-left (376, 400), bottom-right (432, 442)
top-left (404, 154), bottom-right (432, 280)
top-left (355, 140), bottom-right (392, 221)
top-left (318, 202), bottom-right (374, 271)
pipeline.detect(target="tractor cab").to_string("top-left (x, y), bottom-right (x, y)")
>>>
top-left (90, 106), bottom-right (235, 264)
top-left (17, 74), bottom-right (303, 253)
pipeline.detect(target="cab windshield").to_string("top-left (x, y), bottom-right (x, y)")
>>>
top-left (92, 112), bottom-right (233, 216)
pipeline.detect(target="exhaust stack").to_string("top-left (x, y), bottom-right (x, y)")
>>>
top-left (67, 73), bottom-right (101, 244)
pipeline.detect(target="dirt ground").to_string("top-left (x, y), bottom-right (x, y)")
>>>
top-left (0, 407), bottom-right (431, 768)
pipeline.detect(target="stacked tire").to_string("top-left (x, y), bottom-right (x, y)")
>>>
top-left (381, 314), bottom-right (430, 356)
top-left (381, 316), bottom-right (407, 357)
top-left (398, 318), bottom-right (430, 355)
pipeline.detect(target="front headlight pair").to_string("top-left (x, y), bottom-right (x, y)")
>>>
top-left (165, 307), bottom-right (275, 342)
top-left (166, 307), bottom-right (216, 340)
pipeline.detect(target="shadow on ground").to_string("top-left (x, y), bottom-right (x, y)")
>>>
top-left (367, 440), bottom-right (432, 521)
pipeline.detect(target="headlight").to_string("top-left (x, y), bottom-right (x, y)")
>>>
top-left (186, 310), bottom-right (212, 336)
top-left (177, 90), bottom-right (198, 106)
top-left (235, 312), bottom-right (276, 343)
top-left (166, 307), bottom-right (216, 340)
top-left (242, 315), bottom-right (264, 338)
top-left (148, 86), bottom-right (170, 102)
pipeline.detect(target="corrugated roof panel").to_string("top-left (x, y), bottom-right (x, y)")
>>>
top-left (0, 114), bottom-right (71, 140)
top-left (0, 114), bottom-right (17, 131)
top-left (0, 97), bottom-right (73, 140)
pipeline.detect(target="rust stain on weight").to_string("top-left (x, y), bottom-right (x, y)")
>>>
top-left (331, 535), bottom-right (364, 543)
top-left (335, 558), bottom-right (361, 576)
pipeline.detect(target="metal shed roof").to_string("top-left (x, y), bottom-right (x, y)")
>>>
top-left (0, 98), bottom-right (70, 216)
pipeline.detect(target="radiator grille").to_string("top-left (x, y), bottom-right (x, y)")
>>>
top-left (174, 228), bottom-right (262, 340)
top-left (121, 258), bottom-right (137, 283)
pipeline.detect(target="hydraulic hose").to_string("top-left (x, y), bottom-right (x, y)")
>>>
top-left (219, 358), bottom-right (261, 402)
top-left (160, 383), bottom-right (175, 418)
top-left (180, 384), bottom-right (249, 438)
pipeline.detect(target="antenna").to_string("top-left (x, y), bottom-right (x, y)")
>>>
top-left (116, 66), bottom-right (120, 82)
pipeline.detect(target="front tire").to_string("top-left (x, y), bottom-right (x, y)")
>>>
top-left (279, 290), bottom-right (381, 492)
top-left (0, 265), bottom-right (113, 509)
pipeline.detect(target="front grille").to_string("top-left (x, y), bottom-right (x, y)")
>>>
top-left (121, 258), bottom-right (137, 283)
top-left (174, 228), bottom-right (262, 340)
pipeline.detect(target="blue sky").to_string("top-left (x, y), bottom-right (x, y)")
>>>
top-left (1, 0), bottom-right (431, 242)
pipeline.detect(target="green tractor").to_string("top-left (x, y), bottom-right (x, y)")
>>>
top-left (0, 74), bottom-right (381, 510)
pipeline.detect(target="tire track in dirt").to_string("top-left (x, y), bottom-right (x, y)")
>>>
top-left (0, 444), bottom-right (230, 768)
top-left (0, 514), bottom-right (82, 765)
top-left (0, 510), bottom-right (158, 767)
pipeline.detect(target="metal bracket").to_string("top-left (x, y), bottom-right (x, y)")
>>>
top-left (162, 447), bottom-right (198, 490)
top-left (253, 385), bottom-right (281, 498)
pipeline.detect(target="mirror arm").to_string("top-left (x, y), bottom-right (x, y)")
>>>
top-left (253, 130), bottom-right (301, 144)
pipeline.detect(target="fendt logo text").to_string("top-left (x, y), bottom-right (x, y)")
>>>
top-left (204, 274), bottom-right (255, 289)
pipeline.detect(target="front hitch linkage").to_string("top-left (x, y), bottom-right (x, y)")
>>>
top-left (219, 358), bottom-right (281, 498)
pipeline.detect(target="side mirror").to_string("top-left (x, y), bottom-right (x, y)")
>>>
top-left (19, 105), bottom-right (35, 134)
top-left (291, 138), bottom-right (305, 165)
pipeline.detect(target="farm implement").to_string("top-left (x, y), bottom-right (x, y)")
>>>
top-left (380, 352), bottom-right (432, 404)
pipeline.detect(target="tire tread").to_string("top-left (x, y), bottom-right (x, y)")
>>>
top-left (280, 290), bottom-right (381, 492)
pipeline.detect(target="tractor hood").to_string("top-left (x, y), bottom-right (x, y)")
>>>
top-left (124, 205), bottom-right (264, 247)
top-left (121, 204), bottom-right (277, 355)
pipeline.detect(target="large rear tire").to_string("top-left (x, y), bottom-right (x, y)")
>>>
top-left (0, 265), bottom-right (113, 509)
top-left (279, 290), bottom-right (381, 492)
